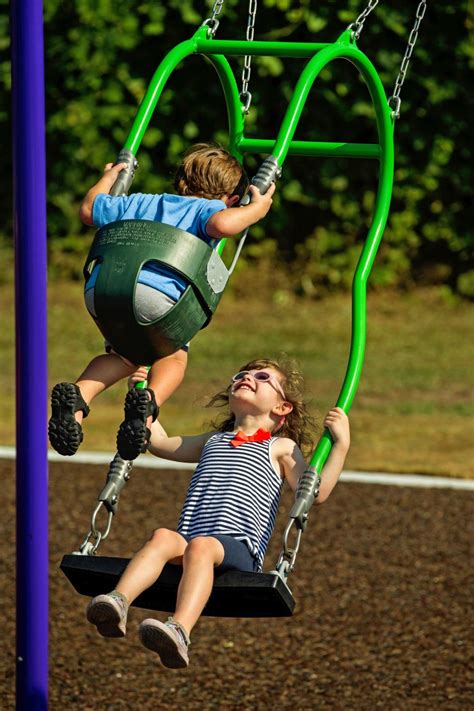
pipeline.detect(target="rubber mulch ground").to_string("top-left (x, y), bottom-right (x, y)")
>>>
top-left (1, 458), bottom-right (473, 710)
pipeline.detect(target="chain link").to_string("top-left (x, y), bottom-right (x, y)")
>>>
top-left (201, 0), bottom-right (226, 37)
top-left (388, 0), bottom-right (427, 119)
top-left (240, 0), bottom-right (258, 114)
top-left (347, 0), bottom-right (379, 40)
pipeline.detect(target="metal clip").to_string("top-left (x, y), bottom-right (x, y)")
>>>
top-left (201, 17), bottom-right (220, 36)
top-left (240, 91), bottom-right (252, 114)
top-left (388, 95), bottom-right (401, 120)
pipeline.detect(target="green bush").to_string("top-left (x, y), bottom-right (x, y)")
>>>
top-left (1, 1), bottom-right (472, 293)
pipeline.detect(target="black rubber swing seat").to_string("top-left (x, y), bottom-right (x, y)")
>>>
top-left (60, 554), bottom-right (295, 618)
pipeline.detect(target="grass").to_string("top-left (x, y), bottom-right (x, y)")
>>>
top-left (1, 280), bottom-right (473, 477)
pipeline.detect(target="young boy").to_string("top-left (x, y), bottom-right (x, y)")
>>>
top-left (48, 143), bottom-right (275, 461)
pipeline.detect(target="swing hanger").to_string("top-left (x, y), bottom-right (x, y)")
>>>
top-left (203, 0), bottom-right (258, 115)
top-left (201, 0), bottom-right (226, 37)
top-left (240, 0), bottom-right (258, 114)
top-left (388, 0), bottom-right (427, 119)
top-left (347, 0), bottom-right (379, 41)
top-left (347, 0), bottom-right (427, 120)
top-left (77, 454), bottom-right (133, 555)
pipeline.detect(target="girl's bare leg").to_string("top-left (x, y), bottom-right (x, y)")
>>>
top-left (173, 536), bottom-right (224, 635)
top-left (115, 528), bottom-right (187, 604)
top-left (74, 353), bottom-right (135, 422)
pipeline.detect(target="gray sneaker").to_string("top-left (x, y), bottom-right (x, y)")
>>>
top-left (86, 591), bottom-right (129, 637)
top-left (138, 617), bottom-right (190, 669)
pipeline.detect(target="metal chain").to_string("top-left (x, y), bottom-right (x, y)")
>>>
top-left (240, 0), bottom-right (258, 114)
top-left (347, 0), bottom-right (379, 40)
top-left (388, 0), bottom-right (427, 119)
top-left (201, 0), bottom-right (226, 37)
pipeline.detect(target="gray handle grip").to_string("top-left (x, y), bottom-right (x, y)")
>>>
top-left (110, 149), bottom-right (138, 197)
top-left (289, 468), bottom-right (321, 523)
top-left (98, 454), bottom-right (133, 514)
top-left (239, 156), bottom-right (282, 206)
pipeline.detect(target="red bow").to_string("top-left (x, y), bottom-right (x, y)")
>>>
top-left (230, 428), bottom-right (272, 448)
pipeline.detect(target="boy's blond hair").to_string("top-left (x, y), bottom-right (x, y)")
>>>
top-left (174, 143), bottom-right (249, 201)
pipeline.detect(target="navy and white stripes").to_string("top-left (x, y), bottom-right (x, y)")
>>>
top-left (177, 432), bottom-right (283, 571)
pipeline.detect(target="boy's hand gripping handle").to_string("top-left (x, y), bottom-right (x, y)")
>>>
top-left (239, 156), bottom-right (282, 206)
top-left (110, 148), bottom-right (138, 197)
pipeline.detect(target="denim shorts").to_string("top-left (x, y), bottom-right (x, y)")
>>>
top-left (181, 533), bottom-right (258, 573)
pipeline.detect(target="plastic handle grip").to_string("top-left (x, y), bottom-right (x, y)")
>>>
top-left (239, 156), bottom-right (282, 206)
top-left (252, 156), bottom-right (282, 194)
top-left (110, 149), bottom-right (138, 197)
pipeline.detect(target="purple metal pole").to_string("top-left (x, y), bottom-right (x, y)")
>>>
top-left (11, 0), bottom-right (48, 708)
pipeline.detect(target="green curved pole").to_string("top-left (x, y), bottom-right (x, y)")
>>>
top-left (123, 37), bottom-right (197, 155)
top-left (122, 28), bottom-right (243, 156)
top-left (265, 32), bottom-right (394, 472)
top-left (199, 52), bottom-right (244, 257)
top-left (119, 28), bottom-right (242, 259)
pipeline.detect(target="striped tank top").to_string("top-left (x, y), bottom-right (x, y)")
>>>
top-left (177, 432), bottom-right (283, 571)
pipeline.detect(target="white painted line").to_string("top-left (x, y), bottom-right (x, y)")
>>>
top-left (0, 446), bottom-right (194, 470)
top-left (1, 446), bottom-right (473, 490)
top-left (341, 471), bottom-right (474, 490)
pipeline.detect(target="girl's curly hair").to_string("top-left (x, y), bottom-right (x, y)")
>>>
top-left (206, 356), bottom-right (318, 457)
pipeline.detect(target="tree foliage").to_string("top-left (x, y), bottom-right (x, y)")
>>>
top-left (2, 1), bottom-right (473, 295)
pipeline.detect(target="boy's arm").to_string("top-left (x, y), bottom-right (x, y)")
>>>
top-left (79, 162), bottom-right (127, 226)
top-left (206, 183), bottom-right (276, 238)
top-left (147, 419), bottom-right (214, 463)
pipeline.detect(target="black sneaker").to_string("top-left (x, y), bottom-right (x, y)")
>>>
top-left (48, 382), bottom-right (90, 456)
top-left (116, 388), bottom-right (159, 460)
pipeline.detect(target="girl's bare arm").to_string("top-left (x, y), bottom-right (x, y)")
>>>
top-left (148, 420), bottom-right (213, 463)
top-left (273, 438), bottom-right (307, 492)
top-left (316, 408), bottom-right (350, 503)
top-left (275, 408), bottom-right (350, 502)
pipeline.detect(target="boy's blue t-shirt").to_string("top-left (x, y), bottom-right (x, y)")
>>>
top-left (87, 193), bottom-right (226, 301)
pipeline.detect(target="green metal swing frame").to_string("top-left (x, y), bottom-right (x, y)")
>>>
top-left (114, 23), bottom-right (394, 474)
top-left (63, 26), bottom-right (394, 617)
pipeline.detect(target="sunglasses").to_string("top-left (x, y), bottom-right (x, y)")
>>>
top-left (231, 370), bottom-right (286, 400)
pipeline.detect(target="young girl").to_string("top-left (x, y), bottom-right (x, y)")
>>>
top-left (86, 357), bottom-right (350, 669)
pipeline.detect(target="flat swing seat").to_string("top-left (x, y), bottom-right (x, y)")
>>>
top-left (60, 554), bottom-right (295, 618)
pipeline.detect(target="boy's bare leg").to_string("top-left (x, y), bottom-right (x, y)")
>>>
top-left (116, 349), bottom-right (187, 460)
top-left (172, 536), bottom-right (224, 635)
top-left (115, 529), bottom-right (188, 604)
top-left (74, 353), bottom-right (135, 423)
top-left (147, 348), bottom-right (188, 405)
top-left (143, 348), bottom-right (188, 426)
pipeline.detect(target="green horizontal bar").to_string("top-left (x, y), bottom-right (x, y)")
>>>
top-left (195, 38), bottom-right (329, 58)
top-left (238, 138), bottom-right (381, 159)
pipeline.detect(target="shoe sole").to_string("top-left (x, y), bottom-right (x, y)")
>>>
top-left (48, 383), bottom-right (83, 456)
top-left (86, 600), bottom-right (126, 638)
top-left (139, 623), bottom-right (188, 669)
top-left (116, 389), bottom-right (150, 460)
